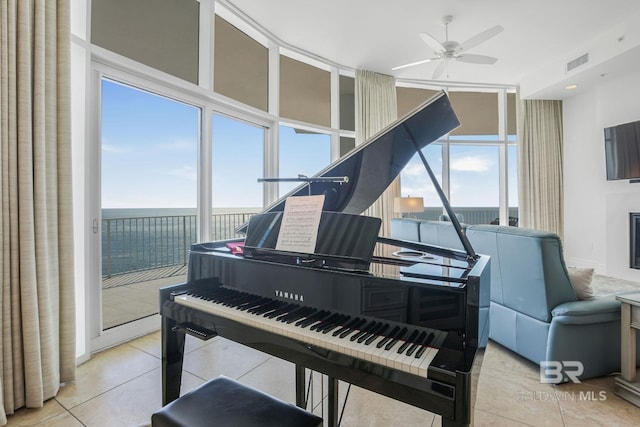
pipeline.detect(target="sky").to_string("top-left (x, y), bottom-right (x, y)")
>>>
top-left (101, 79), bottom-right (517, 211)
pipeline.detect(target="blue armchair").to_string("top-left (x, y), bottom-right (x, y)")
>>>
top-left (465, 224), bottom-right (640, 382)
top-left (390, 218), bottom-right (640, 382)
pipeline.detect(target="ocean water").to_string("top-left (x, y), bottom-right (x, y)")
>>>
top-left (101, 207), bottom-right (257, 277)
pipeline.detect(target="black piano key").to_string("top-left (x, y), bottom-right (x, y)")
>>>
top-left (310, 313), bottom-right (340, 331)
top-left (321, 314), bottom-right (351, 334)
top-left (333, 317), bottom-right (362, 337)
top-left (221, 292), bottom-right (254, 307)
top-left (406, 331), bottom-right (427, 356)
top-left (280, 307), bottom-right (315, 323)
top-left (364, 323), bottom-right (390, 345)
top-left (264, 303), bottom-right (298, 319)
top-left (237, 296), bottom-right (270, 311)
top-left (397, 330), bottom-right (419, 354)
top-left (275, 306), bottom-right (306, 322)
top-left (385, 327), bottom-right (408, 351)
top-left (376, 325), bottom-right (400, 348)
top-left (415, 332), bottom-right (436, 358)
top-left (221, 293), bottom-right (252, 307)
top-left (258, 300), bottom-right (287, 315)
top-left (339, 318), bottom-right (367, 339)
top-left (247, 300), bottom-right (280, 315)
top-left (296, 310), bottom-right (330, 328)
top-left (317, 314), bottom-right (348, 333)
top-left (357, 322), bottom-right (383, 343)
top-left (350, 321), bottom-right (378, 342)
top-left (302, 311), bottom-right (334, 329)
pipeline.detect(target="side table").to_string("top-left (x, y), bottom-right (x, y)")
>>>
top-left (615, 292), bottom-right (640, 407)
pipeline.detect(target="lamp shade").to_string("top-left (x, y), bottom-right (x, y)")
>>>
top-left (393, 197), bottom-right (424, 213)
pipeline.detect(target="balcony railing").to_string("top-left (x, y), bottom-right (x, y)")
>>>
top-left (412, 207), bottom-right (519, 226)
top-left (102, 212), bottom-right (254, 278)
top-left (101, 208), bottom-right (517, 279)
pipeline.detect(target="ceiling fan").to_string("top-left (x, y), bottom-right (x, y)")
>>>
top-left (392, 15), bottom-right (504, 79)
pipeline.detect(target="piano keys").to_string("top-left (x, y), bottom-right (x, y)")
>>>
top-left (170, 287), bottom-right (444, 378)
top-left (159, 91), bottom-right (490, 427)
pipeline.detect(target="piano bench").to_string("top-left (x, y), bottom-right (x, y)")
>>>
top-left (151, 376), bottom-right (323, 427)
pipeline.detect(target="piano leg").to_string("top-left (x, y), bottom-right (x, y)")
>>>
top-left (441, 418), bottom-right (469, 427)
top-left (327, 376), bottom-right (339, 427)
top-left (162, 315), bottom-right (186, 405)
top-left (295, 364), bottom-right (306, 408)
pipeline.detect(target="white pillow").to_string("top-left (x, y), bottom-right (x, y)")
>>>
top-left (567, 267), bottom-right (595, 300)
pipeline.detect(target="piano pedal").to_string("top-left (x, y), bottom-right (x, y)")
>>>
top-left (172, 322), bottom-right (217, 341)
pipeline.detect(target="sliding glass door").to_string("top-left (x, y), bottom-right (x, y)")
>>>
top-left (99, 78), bottom-right (199, 337)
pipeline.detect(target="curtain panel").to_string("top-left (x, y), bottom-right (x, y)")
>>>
top-left (354, 69), bottom-right (398, 237)
top-left (517, 95), bottom-right (564, 238)
top-left (0, 0), bottom-right (75, 423)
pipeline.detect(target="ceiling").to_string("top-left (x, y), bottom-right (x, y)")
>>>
top-left (225, 0), bottom-right (640, 99)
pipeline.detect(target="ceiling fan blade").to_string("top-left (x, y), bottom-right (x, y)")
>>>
top-left (432, 61), bottom-right (447, 79)
top-left (457, 25), bottom-right (503, 52)
top-left (419, 32), bottom-right (446, 54)
top-left (456, 54), bottom-right (498, 64)
top-left (391, 58), bottom-right (436, 71)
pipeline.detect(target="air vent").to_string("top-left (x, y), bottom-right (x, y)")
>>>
top-left (566, 53), bottom-right (589, 72)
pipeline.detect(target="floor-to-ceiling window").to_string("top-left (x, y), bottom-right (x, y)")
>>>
top-left (99, 78), bottom-right (199, 331)
top-left (211, 113), bottom-right (266, 240)
top-left (81, 0), bottom-right (518, 356)
top-left (278, 125), bottom-right (332, 197)
top-left (396, 87), bottom-right (517, 225)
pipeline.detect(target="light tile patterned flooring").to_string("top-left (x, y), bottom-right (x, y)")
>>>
top-left (5, 275), bottom-right (640, 426)
top-left (5, 332), bottom-right (640, 427)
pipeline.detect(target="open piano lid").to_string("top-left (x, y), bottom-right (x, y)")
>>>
top-left (238, 90), bottom-right (460, 232)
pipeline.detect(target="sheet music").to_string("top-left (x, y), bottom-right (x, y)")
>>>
top-left (276, 195), bottom-right (325, 254)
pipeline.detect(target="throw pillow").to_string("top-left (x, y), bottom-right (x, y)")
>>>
top-left (567, 267), bottom-right (595, 300)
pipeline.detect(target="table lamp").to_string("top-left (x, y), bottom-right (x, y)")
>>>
top-left (393, 197), bottom-right (424, 218)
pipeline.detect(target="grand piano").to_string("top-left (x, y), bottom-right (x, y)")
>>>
top-left (159, 91), bottom-right (490, 427)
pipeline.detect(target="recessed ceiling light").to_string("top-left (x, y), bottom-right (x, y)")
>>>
top-left (564, 84), bottom-right (578, 90)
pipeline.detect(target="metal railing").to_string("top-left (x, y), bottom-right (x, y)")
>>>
top-left (412, 207), bottom-right (519, 225)
top-left (102, 212), bottom-right (255, 278)
top-left (102, 215), bottom-right (197, 278)
top-left (101, 208), bottom-right (517, 279)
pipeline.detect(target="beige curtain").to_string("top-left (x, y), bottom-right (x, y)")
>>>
top-left (517, 93), bottom-right (564, 238)
top-left (355, 69), bottom-right (398, 237)
top-left (0, 0), bottom-right (76, 423)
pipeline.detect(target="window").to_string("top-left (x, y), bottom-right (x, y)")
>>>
top-left (211, 114), bottom-right (265, 239)
top-left (278, 125), bottom-right (331, 197)
top-left (100, 79), bottom-right (199, 329)
top-left (449, 145), bottom-right (500, 225)
top-left (397, 88), bottom-right (516, 225)
top-left (508, 145), bottom-right (519, 224)
top-left (400, 144), bottom-right (442, 220)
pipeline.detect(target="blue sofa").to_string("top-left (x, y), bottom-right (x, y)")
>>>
top-left (390, 218), bottom-right (640, 382)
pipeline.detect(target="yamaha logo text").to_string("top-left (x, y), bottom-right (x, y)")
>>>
top-left (275, 290), bottom-right (304, 302)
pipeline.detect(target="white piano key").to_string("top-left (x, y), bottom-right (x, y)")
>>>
top-left (174, 293), bottom-right (439, 378)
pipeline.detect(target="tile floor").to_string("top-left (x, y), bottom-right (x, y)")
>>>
top-left (4, 329), bottom-right (640, 427)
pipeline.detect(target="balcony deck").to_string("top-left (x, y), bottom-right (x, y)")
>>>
top-left (102, 266), bottom-right (187, 329)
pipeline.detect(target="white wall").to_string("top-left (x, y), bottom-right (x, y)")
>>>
top-left (563, 70), bottom-right (640, 281)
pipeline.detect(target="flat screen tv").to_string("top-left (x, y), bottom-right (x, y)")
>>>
top-left (604, 119), bottom-right (640, 181)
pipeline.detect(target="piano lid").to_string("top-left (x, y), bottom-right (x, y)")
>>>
top-left (241, 91), bottom-right (459, 231)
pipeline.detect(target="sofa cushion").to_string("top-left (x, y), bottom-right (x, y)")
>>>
top-left (418, 220), bottom-right (467, 251)
top-left (466, 225), bottom-right (577, 323)
top-left (389, 218), bottom-right (421, 242)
